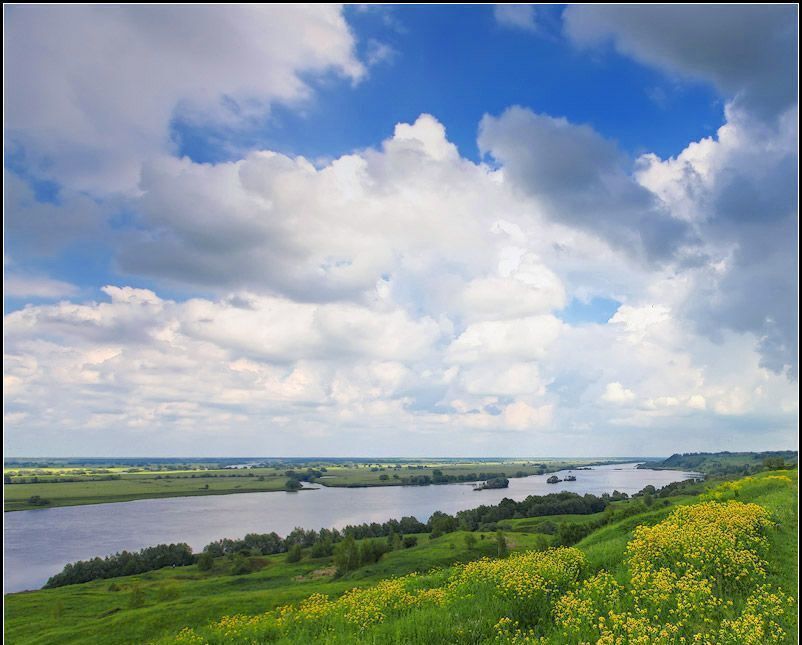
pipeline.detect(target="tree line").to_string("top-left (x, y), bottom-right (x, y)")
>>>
top-left (44, 543), bottom-right (194, 588)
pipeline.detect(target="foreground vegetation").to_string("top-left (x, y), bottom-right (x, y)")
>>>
top-left (163, 471), bottom-right (799, 644)
top-left (4, 458), bottom-right (620, 511)
top-left (4, 469), bottom-right (796, 644)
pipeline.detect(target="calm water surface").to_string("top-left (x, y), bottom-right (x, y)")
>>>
top-left (4, 463), bottom-right (699, 592)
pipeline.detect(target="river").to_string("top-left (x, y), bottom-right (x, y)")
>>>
top-left (3, 463), bottom-right (699, 593)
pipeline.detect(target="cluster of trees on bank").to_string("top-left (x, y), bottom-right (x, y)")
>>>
top-left (202, 515), bottom-right (429, 561)
top-left (44, 543), bottom-right (194, 588)
top-left (284, 468), bottom-right (324, 481)
top-left (455, 490), bottom-right (618, 531)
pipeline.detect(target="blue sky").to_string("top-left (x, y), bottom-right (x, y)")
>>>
top-left (3, 5), bottom-right (798, 457)
top-left (174, 6), bottom-right (723, 166)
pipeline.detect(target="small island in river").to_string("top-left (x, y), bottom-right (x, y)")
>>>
top-left (473, 476), bottom-right (509, 491)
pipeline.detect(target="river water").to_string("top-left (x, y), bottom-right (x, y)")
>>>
top-left (3, 463), bottom-right (699, 592)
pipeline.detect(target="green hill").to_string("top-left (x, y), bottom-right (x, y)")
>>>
top-left (645, 450), bottom-right (798, 475)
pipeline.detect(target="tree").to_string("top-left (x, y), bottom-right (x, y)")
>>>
top-left (310, 538), bottom-right (334, 558)
top-left (477, 477), bottom-right (509, 490)
top-left (402, 536), bottom-right (418, 549)
top-left (196, 552), bottom-right (214, 571)
top-left (229, 553), bottom-right (253, 575)
top-left (464, 533), bottom-right (477, 550)
top-left (428, 511), bottom-right (457, 538)
top-left (387, 528), bottom-right (402, 550)
top-left (496, 530), bottom-right (508, 558)
top-left (334, 535), bottom-right (360, 575)
top-left (359, 539), bottom-right (390, 565)
top-left (763, 457), bottom-right (786, 470)
top-left (285, 478), bottom-right (303, 491)
top-left (286, 543), bottom-right (303, 563)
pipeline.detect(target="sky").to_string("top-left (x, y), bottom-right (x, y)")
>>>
top-left (3, 4), bottom-right (799, 458)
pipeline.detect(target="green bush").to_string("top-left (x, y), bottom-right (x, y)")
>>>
top-left (286, 544), bottom-right (302, 563)
top-left (229, 553), bottom-right (253, 576)
top-left (196, 552), bottom-right (214, 572)
top-left (402, 536), bottom-right (418, 548)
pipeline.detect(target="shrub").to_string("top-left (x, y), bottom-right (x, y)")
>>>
top-left (285, 478), bottom-right (303, 491)
top-left (402, 536), bottom-right (418, 549)
top-left (309, 538), bottom-right (334, 558)
top-left (196, 552), bottom-right (214, 572)
top-left (286, 543), bottom-right (303, 563)
top-left (229, 553), bottom-right (254, 576)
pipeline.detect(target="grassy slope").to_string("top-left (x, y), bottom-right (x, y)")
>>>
top-left (646, 450), bottom-right (798, 474)
top-left (3, 531), bottom-right (545, 645)
top-left (4, 459), bottom-right (608, 511)
top-left (5, 470), bottom-right (795, 644)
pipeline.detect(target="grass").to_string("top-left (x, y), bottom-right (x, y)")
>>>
top-left (4, 458), bottom-right (612, 511)
top-left (3, 474), bottom-right (291, 511)
top-left (3, 530), bottom-right (538, 645)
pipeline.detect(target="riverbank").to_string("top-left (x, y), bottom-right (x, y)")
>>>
top-left (4, 458), bottom-right (634, 511)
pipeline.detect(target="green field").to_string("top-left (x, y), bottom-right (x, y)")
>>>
top-left (4, 458), bottom-right (617, 511)
top-left (4, 469), bottom-right (796, 644)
